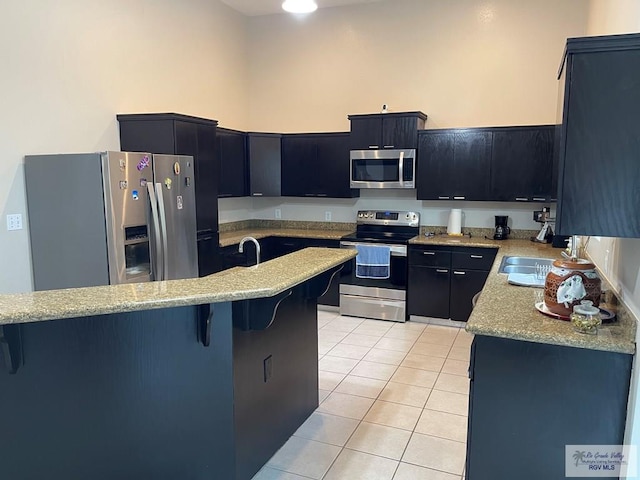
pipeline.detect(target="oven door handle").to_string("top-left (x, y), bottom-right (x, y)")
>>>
top-left (340, 241), bottom-right (407, 257)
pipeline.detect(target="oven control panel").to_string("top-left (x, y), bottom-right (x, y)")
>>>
top-left (356, 210), bottom-right (420, 227)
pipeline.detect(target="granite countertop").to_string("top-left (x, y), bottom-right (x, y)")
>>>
top-left (410, 234), bottom-right (508, 248)
top-left (0, 248), bottom-right (356, 327)
top-left (219, 228), bottom-right (353, 247)
top-left (412, 235), bottom-right (636, 355)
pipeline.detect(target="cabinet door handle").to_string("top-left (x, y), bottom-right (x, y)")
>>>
top-left (470, 255), bottom-right (483, 259)
top-left (317, 193), bottom-right (327, 197)
top-left (453, 196), bottom-right (465, 200)
top-left (368, 145), bottom-right (379, 149)
top-left (438, 196), bottom-right (450, 200)
top-left (423, 251), bottom-right (436, 255)
top-left (253, 193), bottom-right (263, 196)
top-left (383, 145), bottom-right (395, 149)
top-left (515, 197), bottom-right (528, 201)
top-left (533, 197), bottom-right (546, 201)
top-left (453, 271), bottom-right (466, 275)
top-left (436, 269), bottom-right (449, 274)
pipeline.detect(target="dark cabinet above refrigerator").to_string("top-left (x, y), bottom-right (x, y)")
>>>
top-left (348, 111), bottom-right (427, 150)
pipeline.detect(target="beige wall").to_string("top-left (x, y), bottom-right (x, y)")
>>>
top-left (231, 0), bottom-right (589, 235)
top-left (0, 0), bottom-right (248, 293)
top-left (245, 0), bottom-right (588, 132)
top-left (584, 0), bottom-right (640, 462)
top-left (588, 0), bottom-right (640, 34)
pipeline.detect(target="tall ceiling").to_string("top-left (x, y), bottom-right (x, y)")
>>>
top-left (219, 0), bottom-right (384, 17)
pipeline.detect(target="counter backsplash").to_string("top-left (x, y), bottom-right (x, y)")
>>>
top-left (220, 220), bottom-right (539, 240)
top-left (219, 220), bottom-right (356, 233)
top-left (420, 226), bottom-right (540, 240)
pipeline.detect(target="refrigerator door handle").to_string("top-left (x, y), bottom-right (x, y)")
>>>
top-left (155, 182), bottom-right (170, 281)
top-left (147, 182), bottom-right (163, 281)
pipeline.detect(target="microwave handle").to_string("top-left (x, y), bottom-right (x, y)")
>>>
top-left (398, 151), bottom-right (404, 185)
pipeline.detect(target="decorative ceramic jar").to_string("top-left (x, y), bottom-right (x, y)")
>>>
top-left (543, 259), bottom-right (601, 317)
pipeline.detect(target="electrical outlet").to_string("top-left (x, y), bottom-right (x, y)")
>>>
top-left (325, 211), bottom-right (332, 221)
top-left (275, 208), bottom-right (282, 219)
top-left (7, 214), bottom-right (22, 231)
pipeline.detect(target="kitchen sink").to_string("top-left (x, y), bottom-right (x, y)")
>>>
top-left (500, 265), bottom-right (537, 274)
top-left (498, 256), bottom-right (554, 274)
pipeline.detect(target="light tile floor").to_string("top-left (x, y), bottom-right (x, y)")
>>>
top-left (252, 310), bottom-right (471, 480)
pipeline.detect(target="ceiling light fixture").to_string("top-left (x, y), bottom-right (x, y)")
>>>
top-left (282, 0), bottom-right (318, 14)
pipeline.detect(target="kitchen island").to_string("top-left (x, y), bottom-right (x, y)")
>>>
top-left (411, 236), bottom-right (636, 479)
top-left (0, 248), bottom-right (355, 480)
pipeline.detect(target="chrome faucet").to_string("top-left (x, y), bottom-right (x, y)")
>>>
top-left (238, 236), bottom-right (261, 265)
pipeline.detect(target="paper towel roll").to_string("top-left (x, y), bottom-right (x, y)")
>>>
top-left (447, 209), bottom-right (462, 236)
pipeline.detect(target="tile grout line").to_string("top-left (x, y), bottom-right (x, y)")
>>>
top-left (285, 314), bottom-right (471, 480)
top-left (317, 318), bottom-right (417, 479)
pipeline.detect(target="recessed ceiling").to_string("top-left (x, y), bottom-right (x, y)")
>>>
top-left (220, 0), bottom-right (384, 17)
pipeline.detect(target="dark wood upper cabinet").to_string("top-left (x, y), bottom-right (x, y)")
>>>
top-left (556, 33), bottom-right (640, 237)
top-left (117, 113), bottom-right (219, 235)
top-left (216, 127), bottom-right (247, 198)
top-left (247, 133), bottom-right (282, 197)
top-left (281, 133), bottom-right (359, 198)
top-left (416, 129), bottom-right (492, 201)
top-left (281, 135), bottom-right (317, 197)
top-left (490, 126), bottom-right (555, 202)
top-left (348, 111), bottom-right (427, 150)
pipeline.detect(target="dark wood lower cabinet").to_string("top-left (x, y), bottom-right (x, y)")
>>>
top-left (450, 270), bottom-right (489, 321)
top-left (0, 279), bottom-right (330, 480)
top-left (408, 265), bottom-right (451, 319)
top-left (467, 335), bottom-right (632, 480)
top-left (408, 246), bottom-right (496, 322)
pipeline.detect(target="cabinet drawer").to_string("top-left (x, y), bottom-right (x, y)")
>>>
top-left (409, 248), bottom-right (451, 268)
top-left (451, 248), bottom-right (497, 271)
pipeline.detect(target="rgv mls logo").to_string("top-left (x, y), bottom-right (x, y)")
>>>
top-left (566, 445), bottom-right (637, 477)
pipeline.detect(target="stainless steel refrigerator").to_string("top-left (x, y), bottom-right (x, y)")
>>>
top-left (25, 151), bottom-right (198, 291)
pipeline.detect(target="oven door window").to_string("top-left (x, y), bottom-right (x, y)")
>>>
top-left (341, 253), bottom-right (407, 290)
top-left (352, 159), bottom-right (400, 182)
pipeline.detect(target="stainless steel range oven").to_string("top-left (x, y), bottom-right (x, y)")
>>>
top-left (340, 210), bottom-right (420, 322)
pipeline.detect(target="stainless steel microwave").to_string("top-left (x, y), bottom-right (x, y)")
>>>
top-left (350, 149), bottom-right (416, 189)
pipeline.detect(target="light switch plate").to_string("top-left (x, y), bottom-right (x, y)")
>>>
top-left (325, 211), bottom-right (332, 221)
top-left (275, 208), bottom-right (282, 219)
top-left (7, 214), bottom-right (22, 231)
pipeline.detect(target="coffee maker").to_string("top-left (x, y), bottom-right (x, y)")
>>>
top-left (494, 215), bottom-right (510, 240)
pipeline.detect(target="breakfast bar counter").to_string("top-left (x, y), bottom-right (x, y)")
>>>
top-left (0, 247), bottom-right (355, 326)
top-left (0, 248), bottom-right (355, 480)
